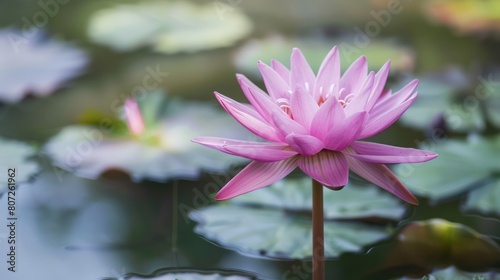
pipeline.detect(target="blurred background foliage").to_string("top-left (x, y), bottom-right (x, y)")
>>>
top-left (0, 0), bottom-right (499, 279)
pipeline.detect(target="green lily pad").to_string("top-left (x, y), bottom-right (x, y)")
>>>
top-left (232, 177), bottom-right (406, 220)
top-left (464, 179), bottom-right (500, 216)
top-left (397, 69), bottom-right (486, 132)
top-left (87, 1), bottom-right (253, 53)
top-left (411, 266), bottom-right (500, 280)
top-left (424, 0), bottom-right (500, 34)
top-left (44, 92), bottom-right (251, 182)
top-left (395, 135), bottom-right (500, 215)
top-left (104, 267), bottom-right (257, 280)
top-left (0, 138), bottom-right (40, 193)
top-left (233, 36), bottom-right (415, 78)
top-left (190, 177), bottom-right (406, 259)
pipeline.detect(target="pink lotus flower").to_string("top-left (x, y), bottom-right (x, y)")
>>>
top-left (193, 46), bottom-right (437, 205)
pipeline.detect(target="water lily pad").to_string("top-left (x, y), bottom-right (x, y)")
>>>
top-left (0, 138), bottom-right (40, 194)
top-left (233, 36), bottom-right (414, 78)
top-left (44, 92), bottom-right (251, 182)
top-left (232, 177), bottom-right (406, 220)
top-left (87, 1), bottom-right (253, 53)
top-left (395, 135), bottom-right (500, 215)
top-left (190, 177), bottom-right (405, 259)
top-left (424, 0), bottom-right (500, 34)
top-left (397, 69), bottom-right (485, 132)
top-left (0, 28), bottom-right (88, 103)
top-left (110, 267), bottom-right (257, 280)
top-left (464, 179), bottom-right (500, 216)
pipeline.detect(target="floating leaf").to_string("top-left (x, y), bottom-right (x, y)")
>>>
top-left (103, 267), bottom-right (257, 280)
top-left (400, 71), bottom-right (500, 132)
top-left (0, 138), bottom-right (40, 194)
top-left (233, 35), bottom-right (415, 78)
top-left (87, 1), bottom-right (253, 53)
top-left (404, 266), bottom-right (500, 280)
top-left (395, 135), bottom-right (500, 215)
top-left (232, 177), bottom-right (406, 220)
top-left (464, 179), bottom-right (500, 216)
top-left (190, 177), bottom-right (405, 259)
top-left (424, 0), bottom-right (500, 34)
top-left (44, 92), bottom-right (251, 182)
top-left (397, 69), bottom-right (486, 132)
top-left (0, 28), bottom-right (88, 103)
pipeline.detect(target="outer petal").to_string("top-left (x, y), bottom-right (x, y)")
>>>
top-left (324, 111), bottom-right (367, 151)
top-left (310, 96), bottom-right (346, 141)
top-left (237, 74), bottom-right (281, 123)
top-left (340, 56), bottom-right (367, 98)
top-left (290, 48), bottom-right (316, 94)
top-left (215, 157), bottom-right (298, 200)
top-left (370, 79), bottom-right (418, 116)
top-left (271, 59), bottom-right (290, 82)
top-left (314, 46), bottom-right (340, 101)
top-left (359, 95), bottom-right (417, 139)
top-left (290, 86), bottom-right (319, 129)
top-left (345, 156), bottom-right (419, 205)
top-left (192, 137), bottom-right (298, 162)
top-left (344, 71), bottom-right (375, 115)
top-left (215, 92), bottom-right (280, 142)
top-left (343, 142), bottom-right (438, 163)
top-left (285, 133), bottom-right (324, 156)
top-left (258, 61), bottom-right (290, 101)
top-left (298, 150), bottom-right (348, 189)
top-left (365, 60), bottom-right (391, 112)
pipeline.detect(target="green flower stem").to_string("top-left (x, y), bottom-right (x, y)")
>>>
top-left (312, 179), bottom-right (325, 280)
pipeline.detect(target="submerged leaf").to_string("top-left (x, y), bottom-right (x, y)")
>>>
top-left (380, 219), bottom-right (500, 278)
top-left (190, 177), bottom-right (405, 259)
top-left (87, 1), bottom-right (253, 53)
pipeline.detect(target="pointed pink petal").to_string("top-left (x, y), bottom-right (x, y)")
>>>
top-left (290, 86), bottom-right (319, 129)
top-left (298, 150), bottom-right (348, 189)
top-left (344, 72), bottom-right (375, 115)
top-left (365, 60), bottom-right (391, 112)
top-left (237, 74), bottom-right (280, 123)
top-left (370, 79), bottom-right (418, 116)
top-left (271, 59), bottom-right (291, 84)
top-left (310, 96), bottom-right (345, 141)
top-left (314, 46), bottom-right (340, 101)
top-left (215, 157), bottom-right (298, 200)
top-left (325, 112), bottom-right (367, 151)
top-left (359, 95), bottom-right (417, 139)
top-left (192, 137), bottom-right (297, 162)
top-left (272, 111), bottom-right (308, 141)
top-left (290, 48), bottom-right (316, 94)
top-left (257, 61), bottom-right (291, 101)
top-left (124, 98), bottom-right (145, 135)
top-left (215, 92), bottom-right (281, 142)
top-left (285, 133), bottom-right (324, 156)
top-left (343, 142), bottom-right (438, 163)
top-left (345, 157), bottom-right (419, 205)
top-left (340, 56), bottom-right (368, 97)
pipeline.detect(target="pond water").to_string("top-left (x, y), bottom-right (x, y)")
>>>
top-left (0, 0), bottom-right (500, 279)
